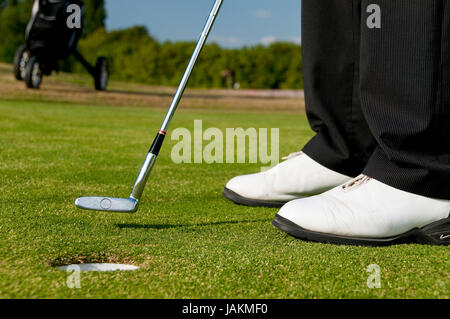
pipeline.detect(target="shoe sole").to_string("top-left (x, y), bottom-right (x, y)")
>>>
top-left (272, 214), bottom-right (450, 246)
top-left (222, 187), bottom-right (288, 208)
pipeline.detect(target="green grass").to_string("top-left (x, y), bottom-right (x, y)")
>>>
top-left (0, 98), bottom-right (448, 299)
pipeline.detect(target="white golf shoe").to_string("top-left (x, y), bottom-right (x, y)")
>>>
top-left (273, 175), bottom-right (450, 246)
top-left (223, 151), bottom-right (352, 207)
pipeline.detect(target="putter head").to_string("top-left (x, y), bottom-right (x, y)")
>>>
top-left (74, 196), bottom-right (138, 213)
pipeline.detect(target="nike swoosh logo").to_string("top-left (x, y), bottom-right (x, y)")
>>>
top-left (440, 234), bottom-right (450, 240)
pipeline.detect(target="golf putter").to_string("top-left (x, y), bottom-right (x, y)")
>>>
top-left (75, 0), bottom-right (224, 213)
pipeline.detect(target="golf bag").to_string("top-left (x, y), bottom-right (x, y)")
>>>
top-left (13, 0), bottom-right (109, 90)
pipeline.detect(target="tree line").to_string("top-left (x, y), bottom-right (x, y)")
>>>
top-left (0, 0), bottom-right (303, 89)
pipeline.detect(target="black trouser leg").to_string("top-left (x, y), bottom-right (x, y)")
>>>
top-left (360, 0), bottom-right (450, 199)
top-left (301, 0), bottom-right (377, 177)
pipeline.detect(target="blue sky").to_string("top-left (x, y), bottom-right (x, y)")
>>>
top-left (105, 0), bottom-right (301, 48)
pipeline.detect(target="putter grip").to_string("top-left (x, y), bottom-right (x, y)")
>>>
top-left (149, 132), bottom-right (166, 156)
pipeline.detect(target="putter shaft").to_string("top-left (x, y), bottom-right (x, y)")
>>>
top-left (129, 0), bottom-right (224, 202)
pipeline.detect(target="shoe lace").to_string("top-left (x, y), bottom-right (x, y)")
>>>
top-left (342, 175), bottom-right (372, 191)
top-left (282, 151), bottom-right (304, 161)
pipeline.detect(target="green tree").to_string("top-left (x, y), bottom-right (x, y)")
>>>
top-left (82, 0), bottom-right (106, 37)
top-left (0, 0), bottom-right (8, 10)
top-left (0, 0), bottom-right (32, 62)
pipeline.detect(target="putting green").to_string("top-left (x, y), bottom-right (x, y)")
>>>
top-left (0, 98), bottom-right (448, 298)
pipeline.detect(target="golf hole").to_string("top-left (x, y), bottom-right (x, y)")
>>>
top-left (58, 263), bottom-right (139, 272)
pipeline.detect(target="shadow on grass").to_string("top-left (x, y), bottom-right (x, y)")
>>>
top-left (116, 219), bottom-right (271, 230)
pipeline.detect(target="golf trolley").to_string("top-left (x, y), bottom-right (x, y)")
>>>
top-left (13, 0), bottom-right (108, 90)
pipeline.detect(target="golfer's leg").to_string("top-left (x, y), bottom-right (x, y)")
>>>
top-left (273, 0), bottom-right (450, 245)
top-left (360, 0), bottom-right (450, 200)
top-left (302, 0), bottom-right (377, 177)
